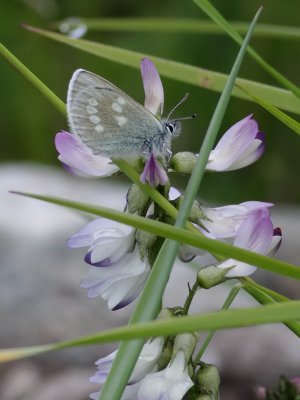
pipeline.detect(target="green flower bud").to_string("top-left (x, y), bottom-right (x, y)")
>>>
top-left (170, 152), bottom-right (197, 174)
top-left (126, 184), bottom-right (150, 215)
top-left (157, 337), bottom-right (174, 370)
top-left (172, 196), bottom-right (205, 224)
top-left (183, 386), bottom-right (211, 400)
top-left (195, 363), bottom-right (221, 397)
top-left (172, 332), bottom-right (197, 365)
top-left (197, 265), bottom-right (233, 289)
top-left (136, 229), bottom-right (157, 261)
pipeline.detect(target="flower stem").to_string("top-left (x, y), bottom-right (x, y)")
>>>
top-left (182, 280), bottom-right (200, 315)
top-left (193, 283), bottom-right (242, 365)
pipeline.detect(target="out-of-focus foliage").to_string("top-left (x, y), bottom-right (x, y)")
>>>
top-left (1, 0), bottom-right (300, 203)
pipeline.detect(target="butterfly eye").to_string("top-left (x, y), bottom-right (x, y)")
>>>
top-left (166, 123), bottom-right (175, 134)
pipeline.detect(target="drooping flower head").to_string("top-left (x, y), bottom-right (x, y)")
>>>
top-left (68, 217), bottom-right (150, 310)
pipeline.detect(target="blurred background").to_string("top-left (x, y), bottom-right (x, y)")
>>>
top-left (1, 1), bottom-right (300, 399)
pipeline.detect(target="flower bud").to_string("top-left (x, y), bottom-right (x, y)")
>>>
top-left (157, 338), bottom-right (174, 370)
top-left (183, 386), bottom-right (211, 400)
top-left (126, 184), bottom-right (150, 215)
top-left (195, 363), bottom-right (221, 397)
top-left (136, 229), bottom-right (157, 261)
top-left (173, 196), bottom-right (205, 223)
top-left (172, 332), bottom-right (197, 365)
top-left (197, 265), bottom-right (233, 289)
top-left (170, 152), bottom-right (197, 173)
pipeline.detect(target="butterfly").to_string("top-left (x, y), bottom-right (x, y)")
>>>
top-left (67, 69), bottom-right (185, 161)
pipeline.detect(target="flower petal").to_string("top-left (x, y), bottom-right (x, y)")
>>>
top-left (201, 201), bottom-right (272, 239)
top-left (80, 248), bottom-right (150, 310)
top-left (55, 131), bottom-right (119, 177)
top-left (141, 58), bottom-right (164, 117)
top-left (206, 115), bottom-right (263, 171)
top-left (140, 153), bottom-right (168, 187)
top-left (137, 351), bottom-right (193, 400)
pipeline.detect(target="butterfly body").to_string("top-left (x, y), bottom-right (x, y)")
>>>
top-left (67, 69), bottom-right (179, 160)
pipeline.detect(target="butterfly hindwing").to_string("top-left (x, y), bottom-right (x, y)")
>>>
top-left (67, 69), bottom-right (163, 159)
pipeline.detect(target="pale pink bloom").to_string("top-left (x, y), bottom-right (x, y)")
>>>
top-left (206, 115), bottom-right (265, 172)
top-left (216, 209), bottom-right (282, 277)
top-left (55, 131), bottom-right (118, 177)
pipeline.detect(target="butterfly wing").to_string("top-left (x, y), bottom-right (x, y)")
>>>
top-left (67, 69), bottom-right (163, 159)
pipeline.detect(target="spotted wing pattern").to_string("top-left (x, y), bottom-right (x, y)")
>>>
top-left (67, 69), bottom-right (163, 159)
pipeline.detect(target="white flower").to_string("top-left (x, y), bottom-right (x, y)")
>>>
top-left (201, 201), bottom-right (273, 239)
top-left (55, 131), bottom-right (119, 177)
top-left (68, 218), bottom-right (135, 266)
top-left (206, 115), bottom-right (265, 172)
top-left (137, 351), bottom-right (193, 400)
top-left (68, 218), bottom-right (150, 310)
top-left (216, 209), bottom-right (282, 277)
top-left (80, 247), bottom-right (150, 310)
top-left (90, 338), bottom-right (164, 400)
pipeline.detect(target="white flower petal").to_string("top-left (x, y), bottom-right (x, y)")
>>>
top-left (141, 58), bottom-right (164, 117)
top-left (137, 351), bottom-right (193, 400)
top-left (55, 131), bottom-right (119, 177)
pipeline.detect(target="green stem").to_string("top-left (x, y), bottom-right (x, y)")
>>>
top-left (194, 283), bottom-right (242, 364)
top-left (182, 280), bottom-right (200, 315)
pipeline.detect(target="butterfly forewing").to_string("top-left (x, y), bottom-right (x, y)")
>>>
top-left (67, 69), bottom-right (163, 159)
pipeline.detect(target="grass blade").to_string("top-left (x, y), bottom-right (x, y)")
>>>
top-left (237, 84), bottom-right (300, 135)
top-left (1, 300), bottom-right (300, 363)
top-left (194, 0), bottom-right (300, 100)
top-left (52, 18), bottom-right (300, 40)
top-left (22, 25), bottom-right (300, 115)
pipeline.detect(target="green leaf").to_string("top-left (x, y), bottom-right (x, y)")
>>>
top-left (1, 300), bottom-right (300, 364)
top-left (242, 282), bottom-right (300, 337)
top-left (194, 0), bottom-right (300, 100)
top-left (53, 17), bottom-right (300, 40)
top-left (13, 190), bottom-right (300, 281)
top-left (22, 25), bottom-right (300, 115)
top-left (99, 8), bottom-right (263, 400)
top-left (237, 84), bottom-right (300, 136)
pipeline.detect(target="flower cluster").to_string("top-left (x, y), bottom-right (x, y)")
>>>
top-left (89, 317), bottom-right (198, 400)
top-left (56, 58), bottom-right (283, 399)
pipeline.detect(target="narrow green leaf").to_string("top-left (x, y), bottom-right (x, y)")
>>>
top-left (0, 42), bottom-right (66, 116)
top-left (194, 0), bottom-right (300, 100)
top-left (53, 17), bottom-right (300, 40)
top-left (22, 25), bottom-right (300, 115)
top-left (13, 191), bottom-right (300, 281)
top-left (237, 84), bottom-right (300, 135)
top-left (242, 283), bottom-right (300, 337)
top-left (1, 300), bottom-right (300, 364)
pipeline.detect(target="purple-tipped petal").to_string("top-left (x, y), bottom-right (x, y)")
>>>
top-left (80, 249), bottom-right (150, 310)
top-left (206, 115), bottom-right (264, 172)
top-left (141, 58), bottom-right (164, 117)
top-left (140, 153), bottom-right (168, 187)
top-left (268, 227), bottom-right (282, 256)
top-left (55, 131), bottom-right (119, 177)
top-left (218, 210), bottom-right (275, 277)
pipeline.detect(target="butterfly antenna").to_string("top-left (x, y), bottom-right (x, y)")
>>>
top-left (175, 114), bottom-right (198, 122)
top-left (166, 93), bottom-right (190, 121)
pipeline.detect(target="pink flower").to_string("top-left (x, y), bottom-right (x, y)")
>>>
top-left (140, 152), bottom-right (168, 187)
top-left (55, 131), bottom-right (119, 177)
top-left (216, 209), bottom-right (282, 277)
top-left (206, 115), bottom-right (265, 172)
